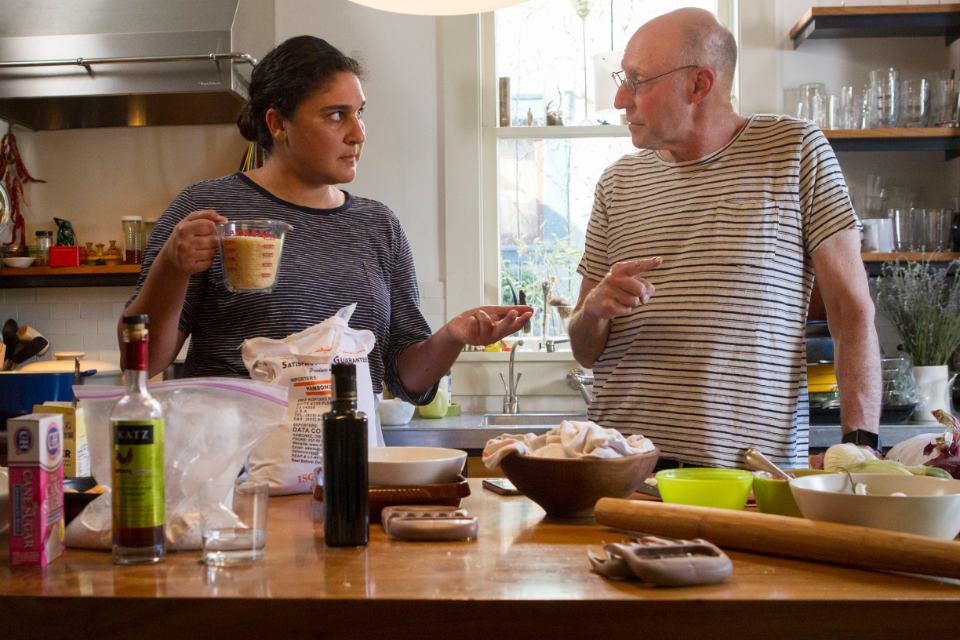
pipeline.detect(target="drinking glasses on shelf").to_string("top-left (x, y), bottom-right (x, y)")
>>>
top-left (863, 174), bottom-right (886, 219)
top-left (899, 78), bottom-right (930, 128)
top-left (799, 82), bottom-right (826, 126)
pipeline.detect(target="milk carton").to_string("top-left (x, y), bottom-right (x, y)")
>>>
top-left (33, 403), bottom-right (90, 478)
top-left (7, 413), bottom-right (65, 567)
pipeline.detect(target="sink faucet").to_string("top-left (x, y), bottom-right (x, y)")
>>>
top-left (500, 339), bottom-right (523, 413)
top-left (545, 337), bottom-right (570, 353)
top-left (566, 368), bottom-right (594, 405)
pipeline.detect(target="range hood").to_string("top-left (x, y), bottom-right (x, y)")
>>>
top-left (0, 0), bottom-right (273, 130)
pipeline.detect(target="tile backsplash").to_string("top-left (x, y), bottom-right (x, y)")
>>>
top-left (0, 286), bottom-right (134, 365)
top-left (0, 280), bottom-right (447, 369)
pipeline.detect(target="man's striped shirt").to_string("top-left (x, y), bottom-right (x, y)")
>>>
top-left (577, 115), bottom-right (858, 467)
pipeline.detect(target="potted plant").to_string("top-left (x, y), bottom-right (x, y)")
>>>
top-left (876, 259), bottom-right (960, 422)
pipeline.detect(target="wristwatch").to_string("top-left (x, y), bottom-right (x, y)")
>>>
top-left (841, 429), bottom-right (881, 451)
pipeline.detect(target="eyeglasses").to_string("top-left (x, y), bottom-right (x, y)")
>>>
top-left (612, 65), bottom-right (699, 95)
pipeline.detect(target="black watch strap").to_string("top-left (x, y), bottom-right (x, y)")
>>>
top-left (841, 429), bottom-right (880, 450)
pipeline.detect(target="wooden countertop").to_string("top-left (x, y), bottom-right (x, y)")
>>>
top-left (2, 479), bottom-right (959, 639)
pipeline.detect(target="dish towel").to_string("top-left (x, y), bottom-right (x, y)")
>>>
top-left (482, 420), bottom-right (655, 470)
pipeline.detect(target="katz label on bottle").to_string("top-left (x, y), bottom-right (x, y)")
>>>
top-left (111, 419), bottom-right (164, 529)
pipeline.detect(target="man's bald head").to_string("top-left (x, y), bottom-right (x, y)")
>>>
top-left (632, 8), bottom-right (737, 92)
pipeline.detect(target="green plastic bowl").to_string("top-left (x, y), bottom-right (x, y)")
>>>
top-left (753, 468), bottom-right (830, 517)
top-left (655, 468), bottom-right (754, 510)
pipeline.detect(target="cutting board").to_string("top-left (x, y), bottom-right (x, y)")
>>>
top-left (594, 498), bottom-right (960, 579)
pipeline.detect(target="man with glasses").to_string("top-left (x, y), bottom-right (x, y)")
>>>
top-left (568, 8), bottom-right (881, 468)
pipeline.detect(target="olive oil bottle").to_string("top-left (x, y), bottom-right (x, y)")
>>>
top-left (322, 362), bottom-right (369, 546)
top-left (110, 314), bottom-right (165, 564)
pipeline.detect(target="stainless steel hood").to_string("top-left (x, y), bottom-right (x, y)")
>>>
top-left (0, 0), bottom-right (273, 130)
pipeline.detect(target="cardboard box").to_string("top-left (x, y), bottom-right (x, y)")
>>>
top-left (49, 246), bottom-right (81, 267)
top-left (33, 403), bottom-right (90, 478)
top-left (7, 413), bottom-right (65, 567)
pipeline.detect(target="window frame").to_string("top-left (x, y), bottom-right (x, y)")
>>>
top-left (439, 1), bottom-right (739, 321)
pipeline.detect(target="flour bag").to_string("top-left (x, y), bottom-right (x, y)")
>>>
top-left (241, 304), bottom-right (382, 495)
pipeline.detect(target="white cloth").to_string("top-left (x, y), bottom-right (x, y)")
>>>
top-left (482, 420), bottom-right (655, 470)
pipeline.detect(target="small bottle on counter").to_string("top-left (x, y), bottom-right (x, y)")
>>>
top-left (110, 314), bottom-right (165, 564)
top-left (323, 362), bottom-right (369, 547)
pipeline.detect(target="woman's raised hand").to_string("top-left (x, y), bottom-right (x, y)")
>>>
top-left (160, 210), bottom-right (227, 275)
top-left (445, 305), bottom-right (534, 347)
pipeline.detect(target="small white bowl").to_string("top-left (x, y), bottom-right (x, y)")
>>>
top-left (3, 256), bottom-right (36, 268)
top-left (378, 398), bottom-right (416, 426)
top-left (790, 473), bottom-right (960, 539)
top-left (368, 446), bottom-right (466, 486)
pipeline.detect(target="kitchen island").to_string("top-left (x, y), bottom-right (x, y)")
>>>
top-left (2, 479), bottom-right (958, 639)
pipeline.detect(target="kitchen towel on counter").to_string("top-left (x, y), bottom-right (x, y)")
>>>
top-left (483, 421), bottom-right (655, 470)
top-left (241, 304), bottom-right (382, 496)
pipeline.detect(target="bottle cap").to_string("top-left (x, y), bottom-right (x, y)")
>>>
top-left (331, 362), bottom-right (358, 400)
top-left (35, 230), bottom-right (53, 237)
top-left (121, 215), bottom-right (143, 221)
top-left (122, 314), bottom-right (149, 325)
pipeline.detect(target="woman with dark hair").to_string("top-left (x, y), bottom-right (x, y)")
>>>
top-left (122, 35), bottom-right (530, 405)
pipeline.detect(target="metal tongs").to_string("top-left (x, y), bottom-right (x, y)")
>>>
top-left (588, 536), bottom-right (733, 587)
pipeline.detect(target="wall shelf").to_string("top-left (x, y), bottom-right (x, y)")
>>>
top-left (824, 127), bottom-right (960, 158)
top-left (0, 264), bottom-right (140, 288)
top-left (861, 251), bottom-right (959, 276)
top-left (790, 4), bottom-right (960, 48)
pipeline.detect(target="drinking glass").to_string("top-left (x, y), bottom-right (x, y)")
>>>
top-left (839, 85), bottom-right (859, 129)
top-left (899, 78), bottom-right (930, 127)
top-left (890, 208), bottom-right (913, 251)
top-left (202, 480), bottom-right (269, 566)
top-left (932, 74), bottom-right (959, 127)
top-left (869, 68), bottom-right (899, 128)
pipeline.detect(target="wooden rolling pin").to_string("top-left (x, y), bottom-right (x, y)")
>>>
top-left (594, 498), bottom-right (960, 579)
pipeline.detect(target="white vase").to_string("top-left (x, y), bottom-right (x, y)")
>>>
top-left (911, 365), bottom-right (952, 423)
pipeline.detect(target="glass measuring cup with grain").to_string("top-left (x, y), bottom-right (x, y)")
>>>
top-left (217, 220), bottom-right (293, 293)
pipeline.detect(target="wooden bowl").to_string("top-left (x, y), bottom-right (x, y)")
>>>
top-left (499, 448), bottom-right (659, 518)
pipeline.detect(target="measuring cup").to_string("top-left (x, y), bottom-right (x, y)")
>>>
top-left (217, 220), bottom-right (293, 293)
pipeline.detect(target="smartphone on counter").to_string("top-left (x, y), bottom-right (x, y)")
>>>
top-left (482, 478), bottom-right (521, 496)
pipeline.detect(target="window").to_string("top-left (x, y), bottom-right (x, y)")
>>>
top-left (438, 1), bottom-right (737, 344)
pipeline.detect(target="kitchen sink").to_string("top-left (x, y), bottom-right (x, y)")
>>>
top-left (480, 412), bottom-right (587, 427)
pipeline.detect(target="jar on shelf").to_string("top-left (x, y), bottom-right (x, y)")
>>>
top-left (121, 215), bottom-right (143, 264)
top-left (34, 230), bottom-right (53, 265)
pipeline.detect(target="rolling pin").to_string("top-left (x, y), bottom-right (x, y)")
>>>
top-left (594, 498), bottom-right (960, 579)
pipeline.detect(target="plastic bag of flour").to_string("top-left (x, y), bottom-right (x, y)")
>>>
top-left (241, 304), bottom-right (382, 495)
top-left (68, 378), bottom-right (288, 550)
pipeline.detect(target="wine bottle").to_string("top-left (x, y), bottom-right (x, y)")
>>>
top-left (110, 314), bottom-right (165, 564)
top-left (323, 362), bottom-right (369, 547)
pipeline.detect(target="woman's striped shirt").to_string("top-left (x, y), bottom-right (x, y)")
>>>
top-left (134, 172), bottom-right (435, 404)
top-left (577, 115), bottom-right (858, 467)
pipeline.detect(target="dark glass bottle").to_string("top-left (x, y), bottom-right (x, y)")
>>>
top-left (322, 362), bottom-right (369, 547)
top-left (110, 314), bottom-right (165, 564)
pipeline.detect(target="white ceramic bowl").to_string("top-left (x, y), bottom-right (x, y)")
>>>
top-left (368, 446), bottom-right (466, 486)
top-left (790, 473), bottom-right (960, 540)
top-left (377, 398), bottom-right (416, 426)
top-left (3, 256), bottom-right (36, 268)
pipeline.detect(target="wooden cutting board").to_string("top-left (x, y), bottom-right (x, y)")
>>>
top-left (594, 498), bottom-right (960, 579)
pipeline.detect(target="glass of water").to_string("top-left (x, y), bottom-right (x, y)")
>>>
top-left (202, 479), bottom-right (269, 566)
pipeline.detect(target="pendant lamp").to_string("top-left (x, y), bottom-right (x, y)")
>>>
top-left (347, 1), bottom-right (528, 15)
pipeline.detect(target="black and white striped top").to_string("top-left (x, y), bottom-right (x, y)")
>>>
top-left (577, 115), bottom-right (858, 467)
top-left (135, 172), bottom-right (435, 404)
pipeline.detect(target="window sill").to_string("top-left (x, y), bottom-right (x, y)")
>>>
top-left (493, 124), bottom-right (629, 139)
top-left (457, 350), bottom-right (579, 363)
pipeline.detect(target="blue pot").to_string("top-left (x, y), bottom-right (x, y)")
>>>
top-left (0, 371), bottom-right (81, 423)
